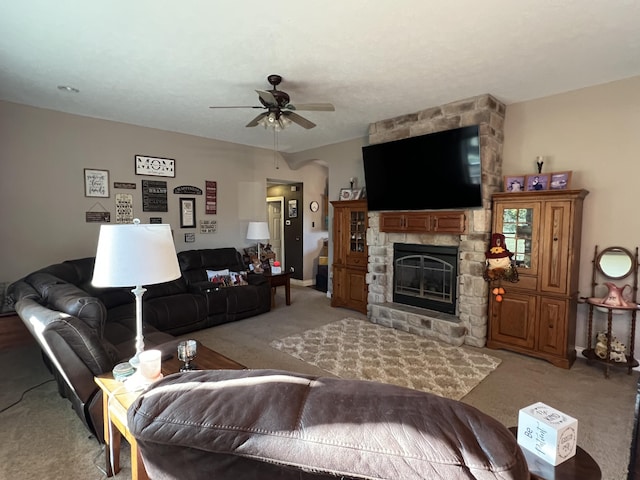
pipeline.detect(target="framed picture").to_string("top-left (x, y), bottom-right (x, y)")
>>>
top-left (180, 197), bottom-right (196, 228)
top-left (84, 169), bottom-right (110, 197)
top-left (525, 174), bottom-right (550, 192)
top-left (288, 199), bottom-right (298, 218)
top-left (549, 171), bottom-right (572, 190)
top-left (352, 188), bottom-right (364, 199)
top-left (503, 175), bottom-right (525, 193)
top-left (339, 188), bottom-right (353, 200)
top-left (135, 155), bottom-right (176, 177)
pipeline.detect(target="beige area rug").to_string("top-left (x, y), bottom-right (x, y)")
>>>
top-left (269, 317), bottom-right (501, 400)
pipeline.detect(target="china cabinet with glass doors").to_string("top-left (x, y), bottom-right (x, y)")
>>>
top-left (487, 189), bottom-right (589, 368)
top-left (331, 200), bottom-right (368, 313)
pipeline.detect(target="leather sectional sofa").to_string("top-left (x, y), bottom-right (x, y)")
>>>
top-left (129, 369), bottom-right (531, 479)
top-left (7, 247), bottom-right (271, 443)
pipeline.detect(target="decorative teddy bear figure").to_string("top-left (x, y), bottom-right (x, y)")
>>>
top-left (483, 233), bottom-right (519, 283)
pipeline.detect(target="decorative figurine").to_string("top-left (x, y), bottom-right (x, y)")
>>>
top-left (536, 156), bottom-right (544, 174)
top-left (483, 233), bottom-right (519, 283)
top-left (594, 331), bottom-right (627, 363)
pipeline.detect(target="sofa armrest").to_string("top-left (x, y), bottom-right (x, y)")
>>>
top-left (16, 298), bottom-right (118, 396)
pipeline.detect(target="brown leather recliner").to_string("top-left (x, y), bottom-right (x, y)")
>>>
top-left (128, 369), bottom-right (530, 479)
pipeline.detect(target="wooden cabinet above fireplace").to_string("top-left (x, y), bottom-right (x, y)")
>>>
top-left (379, 211), bottom-right (467, 234)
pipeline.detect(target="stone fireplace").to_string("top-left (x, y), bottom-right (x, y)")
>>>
top-left (366, 94), bottom-right (505, 347)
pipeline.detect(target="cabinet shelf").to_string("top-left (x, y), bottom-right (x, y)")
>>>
top-left (582, 348), bottom-right (639, 369)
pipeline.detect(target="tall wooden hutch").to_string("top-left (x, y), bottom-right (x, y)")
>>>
top-left (487, 189), bottom-right (588, 368)
top-left (331, 200), bottom-right (368, 314)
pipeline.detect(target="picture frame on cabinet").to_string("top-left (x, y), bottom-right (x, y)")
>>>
top-left (525, 174), bottom-right (549, 191)
top-left (549, 171), bottom-right (572, 190)
top-left (351, 188), bottom-right (364, 199)
top-left (504, 175), bottom-right (525, 192)
top-left (339, 188), bottom-right (353, 200)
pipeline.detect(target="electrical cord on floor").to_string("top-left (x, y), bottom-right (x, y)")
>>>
top-left (93, 444), bottom-right (109, 479)
top-left (0, 378), bottom-right (54, 413)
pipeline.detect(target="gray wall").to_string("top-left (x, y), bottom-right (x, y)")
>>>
top-left (0, 101), bottom-right (328, 284)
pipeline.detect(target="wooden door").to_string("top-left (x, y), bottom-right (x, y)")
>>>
top-left (489, 291), bottom-right (537, 349)
top-left (540, 201), bottom-right (571, 294)
top-left (537, 297), bottom-right (568, 356)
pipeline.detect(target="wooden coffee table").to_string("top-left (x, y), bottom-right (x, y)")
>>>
top-left (95, 342), bottom-right (245, 480)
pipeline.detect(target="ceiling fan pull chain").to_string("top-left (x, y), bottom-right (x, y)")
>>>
top-left (273, 129), bottom-right (279, 169)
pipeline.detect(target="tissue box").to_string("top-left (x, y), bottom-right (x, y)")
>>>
top-left (517, 402), bottom-right (578, 466)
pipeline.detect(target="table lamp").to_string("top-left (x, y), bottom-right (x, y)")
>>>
top-left (246, 221), bottom-right (271, 262)
top-left (92, 219), bottom-right (180, 368)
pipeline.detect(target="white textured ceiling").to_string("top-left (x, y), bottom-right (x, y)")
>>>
top-left (1, 1), bottom-right (639, 153)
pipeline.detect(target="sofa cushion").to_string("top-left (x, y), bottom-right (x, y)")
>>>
top-left (178, 248), bottom-right (247, 285)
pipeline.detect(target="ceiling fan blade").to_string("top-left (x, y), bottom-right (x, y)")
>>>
top-left (256, 89), bottom-right (277, 106)
top-left (286, 103), bottom-right (335, 112)
top-left (209, 105), bottom-right (264, 109)
top-left (284, 111), bottom-right (316, 129)
top-left (246, 112), bottom-right (268, 128)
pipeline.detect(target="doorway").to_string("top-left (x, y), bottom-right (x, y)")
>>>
top-left (267, 196), bottom-right (284, 267)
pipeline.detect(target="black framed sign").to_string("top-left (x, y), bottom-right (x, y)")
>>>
top-left (135, 155), bottom-right (176, 177)
top-left (180, 197), bottom-right (196, 228)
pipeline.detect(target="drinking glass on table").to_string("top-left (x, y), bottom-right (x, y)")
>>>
top-left (177, 340), bottom-right (197, 371)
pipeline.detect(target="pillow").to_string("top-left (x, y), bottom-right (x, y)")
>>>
top-left (207, 269), bottom-right (229, 282)
top-left (208, 271), bottom-right (249, 287)
top-left (230, 271), bottom-right (249, 286)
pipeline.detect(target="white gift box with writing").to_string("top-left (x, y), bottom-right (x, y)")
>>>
top-left (517, 402), bottom-right (578, 466)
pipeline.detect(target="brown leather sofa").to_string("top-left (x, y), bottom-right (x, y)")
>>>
top-left (128, 369), bottom-right (530, 479)
top-left (7, 248), bottom-right (271, 443)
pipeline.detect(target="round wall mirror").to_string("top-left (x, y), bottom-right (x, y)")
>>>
top-left (596, 247), bottom-right (635, 279)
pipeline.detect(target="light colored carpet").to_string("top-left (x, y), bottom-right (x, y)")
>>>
top-left (269, 317), bottom-right (501, 400)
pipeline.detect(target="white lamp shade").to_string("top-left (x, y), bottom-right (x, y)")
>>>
top-left (246, 221), bottom-right (270, 241)
top-left (92, 222), bottom-right (181, 287)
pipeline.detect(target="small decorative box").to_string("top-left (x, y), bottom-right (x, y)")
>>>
top-left (517, 402), bottom-right (578, 466)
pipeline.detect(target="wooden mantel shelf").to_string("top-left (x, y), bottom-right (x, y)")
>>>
top-left (379, 210), bottom-right (467, 234)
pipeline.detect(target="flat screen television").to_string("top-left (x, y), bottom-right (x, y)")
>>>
top-left (362, 125), bottom-right (482, 211)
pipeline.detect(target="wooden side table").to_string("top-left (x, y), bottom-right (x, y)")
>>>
top-left (508, 427), bottom-right (601, 480)
top-left (95, 342), bottom-right (245, 479)
top-left (0, 312), bottom-right (35, 350)
top-left (264, 271), bottom-right (292, 308)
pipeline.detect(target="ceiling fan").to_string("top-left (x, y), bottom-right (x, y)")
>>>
top-left (209, 74), bottom-right (335, 130)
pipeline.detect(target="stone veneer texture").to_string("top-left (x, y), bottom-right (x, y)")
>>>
top-left (366, 94), bottom-right (505, 348)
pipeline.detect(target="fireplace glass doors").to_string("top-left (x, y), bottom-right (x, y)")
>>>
top-left (393, 243), bottom-right (458, 314)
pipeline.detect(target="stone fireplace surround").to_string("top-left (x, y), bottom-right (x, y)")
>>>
top-left (366, 94), bottom-right (505, 348)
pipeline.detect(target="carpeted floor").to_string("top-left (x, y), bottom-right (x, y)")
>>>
top-left (270, 317), bottom-right (501, 400)
top-left (1, 284), bottom-right (639, 479)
